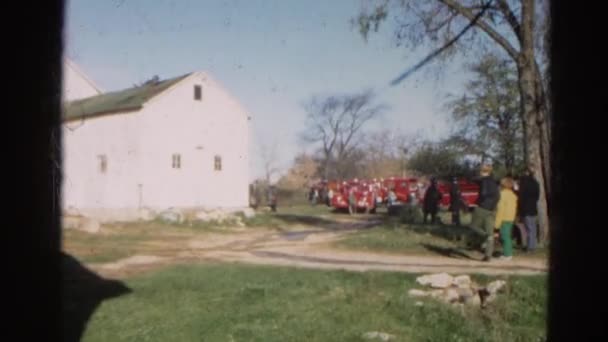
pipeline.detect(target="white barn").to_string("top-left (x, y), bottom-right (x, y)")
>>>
top-left (62, 60), bottom-right (250, 222)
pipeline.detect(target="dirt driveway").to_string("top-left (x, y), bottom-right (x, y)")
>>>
top-left (87, 218), bottom-right (547, 278)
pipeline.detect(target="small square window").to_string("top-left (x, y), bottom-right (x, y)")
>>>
top-left (194, 85), bottom-right (202, 101)
top-left (98, 155), bottom-right (107, 173)
top-left (172, 154), bottom-right (181, 169)
top-left (214, 155), bottom-right (222, 171)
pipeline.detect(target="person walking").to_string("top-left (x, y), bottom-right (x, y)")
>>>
top-left (470, 164), bottom-right (500, 262)
top-left (518, 166), bottom-right (541, 252)
top-left (495, 177), bottom-right (518, 261)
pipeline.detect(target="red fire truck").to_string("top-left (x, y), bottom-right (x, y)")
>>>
top-left (383, 177), bottom-right (423, 205)
top-left (331, 179), bottom-right (378, 213)
top-left (437, 179), bottom-right (480, 210)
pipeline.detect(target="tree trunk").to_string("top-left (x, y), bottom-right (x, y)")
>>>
top-left (534, 69), bottom-right (553, 197)
top-left (519, 0), bottom-right (550, 244)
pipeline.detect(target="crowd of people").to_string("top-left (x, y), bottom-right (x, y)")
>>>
top-left (262, 163), bottom-right (540, 263)
top-left (421, 164), bottom-right (540, 262)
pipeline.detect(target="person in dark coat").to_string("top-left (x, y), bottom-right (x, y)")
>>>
top-left (449, 177), bottom-right (464, 226)
top-left (470, 164), bottom-right (500, 262)
top-left (423, 178), bottom-right (442, 224)
top-left (518, 166), bottom-right (541, 251)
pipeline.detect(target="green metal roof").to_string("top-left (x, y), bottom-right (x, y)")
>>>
top-left (64, 73), bottom-right (191, 121)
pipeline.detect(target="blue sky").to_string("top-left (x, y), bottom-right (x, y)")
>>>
top-left (65, 0), bottom-right (469, 180)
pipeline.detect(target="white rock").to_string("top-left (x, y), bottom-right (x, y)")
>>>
top-left (195, 211), bottom-right (210, 221)
top-left (453, 275), bottom-right (472, 288)
top-left (362, 331), bottom-right (395, 341)
top-left (408, 289), bottom-right (429, 297)
top-left (465, 293), bottom-right (482, 307)
top-left (444, 288), bottom-right (460, 303)
top-left (456, 287), bottom-right (475, 301)
top-left (416, 273), bottom-right (454, 289)
top-left (487, 280), bottom-right (507, 295)
top-left (485, 294), bottom-right (498, 305)
top-left (242, 208), bottom-right (256, 218)
top-left (159, 210), bottom-right (183, 223)
top-left (428, 289), bottom-right (445, 299)
top-left (470, 281), bottom-right (480, 292)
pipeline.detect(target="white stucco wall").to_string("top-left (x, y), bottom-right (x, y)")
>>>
top-left (62, 59), bottom-right (102, 101)
top-left (62, 72), bottom-right (250, 221)
top-left (62, 111), bottom-right (144, 216)
top-left (137, 72), bottom-right (250, 210)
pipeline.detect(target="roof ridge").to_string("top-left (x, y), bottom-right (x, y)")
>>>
top-left (63, 72), bottom-right (192, 121)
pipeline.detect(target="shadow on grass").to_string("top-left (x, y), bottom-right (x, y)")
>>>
top-left (62, 252), bottom-right (132, 342)
top-left (420, 243), bottom-right (476, 260)
top-left (272, 214), bottom-right (339, 228)
top-left (406, 223), bottom-right (479, 244)
top-left (273, 213), bottom-right (383, 231)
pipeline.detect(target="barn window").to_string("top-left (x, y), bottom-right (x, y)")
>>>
top-left (172, 154), bottom-right (181, 169)
top-left (214, 155), bottom-right (222, 171)
top-left (194, 85), bottom-right (202, 101)
top-left (98, 155), bottom-right (107, 173)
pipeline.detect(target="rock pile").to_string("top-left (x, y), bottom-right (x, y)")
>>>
top-left (158, 208), bottom-right (254, 227)
top-left (408, 273), bottom-right (507, 308)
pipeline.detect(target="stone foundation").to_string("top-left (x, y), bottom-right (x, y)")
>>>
top-left (62, 206), bottom-right (254, 224)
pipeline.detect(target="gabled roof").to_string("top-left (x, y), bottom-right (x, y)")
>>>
top-left (64, 73), bottom-right (191, 121)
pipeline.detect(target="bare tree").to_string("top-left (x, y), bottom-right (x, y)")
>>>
top-left (359, 130), bottom-right (423, 178)
top-left (259, 140), bottom-right (280, 184)
top-left (300, 90), bottom-right (387, 179)
top-left (356, 0), bottom-right (552, 243)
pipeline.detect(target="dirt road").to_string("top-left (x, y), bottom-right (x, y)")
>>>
top-left (90, 219), bottom-right (547, 278)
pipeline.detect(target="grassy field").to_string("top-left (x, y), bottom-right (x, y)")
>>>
top-left (79, 264), bottom-right (546, 342)
top-left (63, 220), bottom-right (246, 264)
top-left (336, 210), bottom-right (548, 260)
top-left (336, 222), bottom-right (475, 256)
top-left (242, 204), bottom-right (362, 230)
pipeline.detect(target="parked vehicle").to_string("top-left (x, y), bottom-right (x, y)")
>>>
top-left (331, 179), bottom-right (377, 213)
top-left (438, 179), bottom-right (480, 210)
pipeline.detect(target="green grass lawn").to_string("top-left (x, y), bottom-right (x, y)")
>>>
top-left (336, 211), bottom-right (548, 259)
top-left (79, 264), bottom-right (546, 342)
top-left (243, 204), bottom-right (354, 230)
top-left (337, 224), bottom-right (472, 256)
